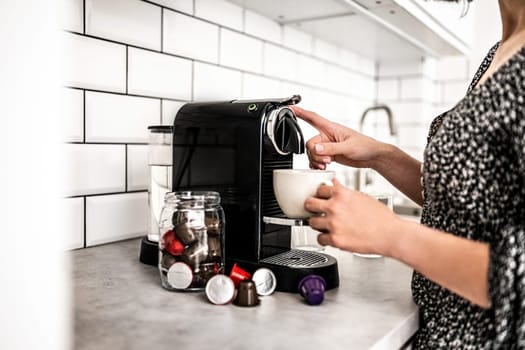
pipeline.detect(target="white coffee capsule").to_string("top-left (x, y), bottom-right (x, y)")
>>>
top-left (252, 268), bottom-right (277, 296)
top-left (167, 262), bottom-right (193, 289)
top-left (205, 275), bottom-right (235, 305)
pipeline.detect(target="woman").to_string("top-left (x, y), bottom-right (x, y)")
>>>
top-left (293, 0), bottom-right (525, 347)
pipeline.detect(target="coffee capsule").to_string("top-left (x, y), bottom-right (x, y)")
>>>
top-left (234, 280), bottom-right (260, 307)
top-left (207, 236), bottom-right (222, 259)
top-left (252, 268), bottom-right (277, 296)
top-left (298, 275), bottom-right (326, 306)
top-left (229, 263), bottom-right (252, 287)
top-left (160, 251), bottom-right (178, 269)
top-left (167, 262), bottom-right (193, 289)
top-left (174, 223), bottom-right (197, 245)
top-left (161, 230), bottom-right (184, 256)
top-left (205, 215), bottom-right (221, 236)
top-left (205, 275), bottom-right (236, 305)
top-left (182, 242), bottom-right (208, 267)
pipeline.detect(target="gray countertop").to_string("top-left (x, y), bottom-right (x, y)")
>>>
top-left (72, 238), bottom-right (418, 350)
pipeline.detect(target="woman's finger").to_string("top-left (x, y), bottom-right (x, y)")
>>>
top-left (316, 184), bottom-right (334, 199)
top-left (317, 233), bottom-right (333, 246)
top-left (291, 106), bottom-right (333, 134)
top-left (304, 197), bottom-right (328, 214)
top-left (308, 215), bottom-right (329, 232)
top-left (310, 161), bottom-right (326, 170)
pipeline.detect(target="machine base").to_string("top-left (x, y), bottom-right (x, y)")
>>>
top-left (226, 249), bottom-right (339, 293)
top-left (139, 236), bottom-right (158, 266)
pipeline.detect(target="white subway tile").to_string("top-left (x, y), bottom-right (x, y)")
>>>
top-left (61, 197), bottom-right (84, 250)
top-left (85, 92), bottom-right (160, 143)
top-left (61, 88), bottom-right (84, 142)
top-left (193, 62), bottom-right (242, 100)
top-left (324, 64), bottom-right (352, 93)
top-left (400, 77), bottom-right (434, 102)
top-left (377, 78), bottom-right (399, 101)
top-left (63, 143), bottom-right (125, 196)
top-left (86, 192), bottom-right (148, 246)
top-left (437, 55), bottom-right (469, 81)
top-left (163, 11), bottom-right (218, 63)
top-left (263, 43), bottom-right (299, 82)
top-left (128, 48), bottom-right (192, 99)
top-left (297, 54), bottom-right (325, 87)
top-left (340, 49), bottom-right (359, 71)
top-left (442, 80), bottom-right (469, 104)
top-left (220, 29), bottom-right (263, 73)
top-left (244, 10), bottom-right (281, 44)
top-left (162, 100), bottom-right (186, 125)
top-left (63, 33), bottom-right (126, 92)
top-left (242, 73), bottom-right (282, 99)
top-left (387, 101), bottom-right (427, 125)
top-left (148, 0), bottom-right (193, 14)
top-left (86, 0), bottom-right (161, 50)
top-left (62, 0), bottom-right (83, 33)
top-left (349, 74), bottom-right (375, 99)
top-left (398, 125), bottom-right (429, 149)
top-left (312, 38), bottom-right (339, 63)
top-left (358, 55), bottom-right (377, 77)
top-left (282, 26), bottom-right (312, 53)
top-left (194, 0), bottom-right (243, 31)
top-left (378, 59), bottom-right (425, 78)
top-left (127, 145), bottom-right (149, 191)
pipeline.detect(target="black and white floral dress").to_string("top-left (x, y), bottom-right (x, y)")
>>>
top-left (413, 43), bottom-right (525, 348)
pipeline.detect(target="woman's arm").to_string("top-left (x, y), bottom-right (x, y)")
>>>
top-left (306, 182), bottom-right (490, 308)
top-left (292, 106), bottom-right (423, 205)
top-left (390, 219), bottom-right (490, 308)
top-left (371, 143), bottom-right (424, 206)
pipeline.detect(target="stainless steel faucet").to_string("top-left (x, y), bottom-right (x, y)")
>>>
top-left (355, 104), bottom-right (397, 191)
top-left (359, 104), bottom-right (397, 137)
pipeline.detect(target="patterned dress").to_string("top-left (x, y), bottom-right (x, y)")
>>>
top-left (413, 43), bottom-right (525, 348)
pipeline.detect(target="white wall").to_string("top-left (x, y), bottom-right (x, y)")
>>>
top-left (2, 1), bottom-right (70, 350)
top-left (469, 0), bottom-right (501, 76)
top-left (61, 0), bottom-right (377, 249)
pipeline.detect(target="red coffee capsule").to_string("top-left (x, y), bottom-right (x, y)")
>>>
top-left (229, 263), bottom-right (252, 287)
top-left (162, 230), bottom-right (184, 256)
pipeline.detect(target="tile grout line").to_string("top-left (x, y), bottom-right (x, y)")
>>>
top-left (125, 46), bottom-right (129, 94)
top-left (83, 196), bottom-right (87, 248)
top-left (82, 0), bottom-right (86, 34)
top-left (83, 90), bottom-right (86, 143)
top-left (125, 144), bottom-right (128, 192)
top-left (160, 7), bottom-right (164, 52)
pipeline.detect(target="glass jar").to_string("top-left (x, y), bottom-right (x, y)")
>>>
top-left (158, 191), bottom-right (225, 291)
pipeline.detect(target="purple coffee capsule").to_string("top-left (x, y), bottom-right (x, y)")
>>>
top-left (298, 275), bottom-right (326, 306)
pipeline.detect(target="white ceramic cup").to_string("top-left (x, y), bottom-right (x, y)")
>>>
top-left (273, 169), bottom-right (336, 219)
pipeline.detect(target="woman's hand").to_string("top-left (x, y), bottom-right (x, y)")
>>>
top-left (305, 179), bottom-right (400, 256)
top-left (291, 105), bottom-right (387, 170)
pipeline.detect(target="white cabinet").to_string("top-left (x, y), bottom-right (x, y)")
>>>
top-left (228, 0), bottom-right (473, 61)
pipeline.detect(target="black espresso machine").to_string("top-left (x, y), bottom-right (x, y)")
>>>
top-left (141, 95), bottom-right (339, 292)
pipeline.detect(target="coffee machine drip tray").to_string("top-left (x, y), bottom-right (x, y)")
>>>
top-left (253, 249), bottom-right (338, 293)
top-left (257, 215), bottom-right (339, 292)
top-left (262, 216), bottom-right (307, 227)
top-left (261, 249), bottom-right (328, 267)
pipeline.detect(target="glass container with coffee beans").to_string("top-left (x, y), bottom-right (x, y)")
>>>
top-left (158, 191), bottom-right (225, 291)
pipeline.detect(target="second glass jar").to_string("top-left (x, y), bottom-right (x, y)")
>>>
top-left (158, 191), bottom-right (225, 291)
